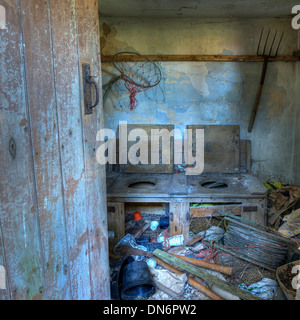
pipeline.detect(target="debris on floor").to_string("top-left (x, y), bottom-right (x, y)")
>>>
top-left (238, 277), bottom-right (279, 300)
top-left (222, 214), bottom-right (292, 271)
top-left (109, 209), bottom-right (300, 301)
top-left (278, 209), bottom-right (300, 238)
top-left (267, 185), bottom-right (300, 226)
top-left (149, 268), bottom-right (187, 300)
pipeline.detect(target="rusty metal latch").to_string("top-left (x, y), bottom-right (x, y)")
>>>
top-left (82, 63), bottom-right (99, 115)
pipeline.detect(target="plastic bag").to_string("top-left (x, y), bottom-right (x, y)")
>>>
top-left (149, 268), bottom-right (187, 300)
top-left (239, 278), bottom-right (279, 300)
top-left (197, 226), bottom-right (225, 242)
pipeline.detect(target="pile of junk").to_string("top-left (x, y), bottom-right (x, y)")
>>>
top-left (109, 184), bottom-right (300, 301)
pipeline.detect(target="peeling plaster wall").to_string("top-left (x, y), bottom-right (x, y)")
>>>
top-left (100, 17), bottom-right (300, 184)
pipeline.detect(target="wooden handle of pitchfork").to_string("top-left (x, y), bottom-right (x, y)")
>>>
top-left (248, 56), bottom-right (269, 132)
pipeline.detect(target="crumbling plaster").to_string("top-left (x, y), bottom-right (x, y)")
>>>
top-left (100, 17), bottom-right (300, 185)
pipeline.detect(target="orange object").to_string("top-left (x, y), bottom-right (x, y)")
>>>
top-left (188, 277), bottom-right (225, 301)
top-left (169, 253), bottom-right (234, 276)
top-left (133, 211), bottom-right (142, 221)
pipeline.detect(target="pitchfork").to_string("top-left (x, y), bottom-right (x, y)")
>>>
top-left (248, 29), bottom-right (284, 132)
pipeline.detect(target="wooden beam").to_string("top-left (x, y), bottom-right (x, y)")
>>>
top-left (76, 0), bottom-right (110, 300)
top-left (169, 253), bottom-right (234, 276)
top-left (0, 0), bottom-right (44, 300)
top-left (190, 205), bottom-right (241, 218)
top-left (102, 54), bottom-right (300, 63)
top-left (240, 140), bottom-right (251, 172)
top-left (169, 202), bottom-right (190, 240)
top-left (50, 0), bottom-right (92, 300)
top-left (21, 0), bottom-right (70, 299)
top-left (107, 203), bottom-right (125, 244)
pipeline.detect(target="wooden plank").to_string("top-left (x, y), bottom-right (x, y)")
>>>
top-left (119, 124), bottom-right (174, 174)
top-left (240, 140), bottom-right (251, 172)
top-left (187, 125), bottom-right (240, 173)
top-left (133, 223), bottom-right (151, 238)
top-left (125, 203), bottom-right (166, 216)
top-left (169, 202), bottom-right (190, 240)
top-left (107, 172), bottom-right (267, 198)
top-left (190, 205), bottom-right (241, 218)
top-left (153, 249), bottom-right (263, 300)
top-left (107, 195), bottom-right (265, 203)
top-left (241, 205), bottom-right (265, 226)
top-left (169, 253), bottom-right (234, 276)
top-left (1, 0), bottom-right (109, 300)
top-left (102, 55), bottom-right (300, 63)
top-left (107, 173), bottom-right (172, 197)
top-left (0, 0), bottom-right (44, 300)
top-left (0, 222), bottom-right (8, 300)
top-left (49, 0), bottom-right (91, 300)
top-left (20, 0), bottom-right (70, 299)
top-left (75, 0), bottom-right (110, 300)
top-left (107, 203), bottom-right (125, 244)
top-left (191, 203), bottom-right (265, 225)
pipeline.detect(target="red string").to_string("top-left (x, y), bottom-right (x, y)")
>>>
top-left (129, 88), bottom-right (138, 111)
top-left (119, 60), bottom-right (160, 110)
top-left (195, 248), bottom-right (216, 263)
top-left (161, 230), bottom-right (170, 251)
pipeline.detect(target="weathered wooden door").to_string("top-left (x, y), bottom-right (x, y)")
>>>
top-left (0, 0), bottom-right (110, 300)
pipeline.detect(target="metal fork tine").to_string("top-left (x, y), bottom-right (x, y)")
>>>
top-left (274, 32), bottom-right (284, 57)
top-left (262, 29), bottom-right (271, 56)
top-left (257, 28), bottom-right (264, 56)
top-left (249, 28), bottom-right (284, 132)
top-left (256, 28), bottom-right (284, 57)
top-left (269, 30), bottom-right (277, 56)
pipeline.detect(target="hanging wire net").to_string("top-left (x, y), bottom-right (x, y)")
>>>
top-left (112, 52), bottom-right (162, 111)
